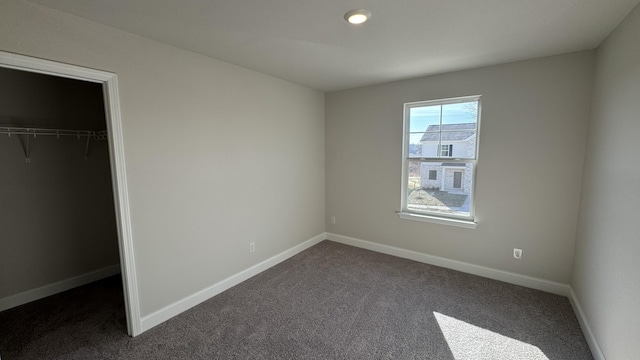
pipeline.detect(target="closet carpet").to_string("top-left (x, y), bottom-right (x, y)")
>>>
top-left (0, 241), bottom-right (592, 359)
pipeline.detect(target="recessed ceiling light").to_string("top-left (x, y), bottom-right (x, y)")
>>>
top-left (344, 9), bottom-right (371, 25)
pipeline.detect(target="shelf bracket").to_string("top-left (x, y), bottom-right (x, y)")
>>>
top-left (84, 135), bottom-right (91, 160)
top-left (25, 134), bottom-right (31, 163)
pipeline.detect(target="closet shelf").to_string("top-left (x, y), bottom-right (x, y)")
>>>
top-left (0, 126), bottom-right (107, 139)
top-left (1, 126), bottom-right (108, 163)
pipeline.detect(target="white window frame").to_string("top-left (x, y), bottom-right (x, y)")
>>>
top-left (399, 95), bottom-right (481, 228)
top-left (439, 144), bottom-right (452, 157)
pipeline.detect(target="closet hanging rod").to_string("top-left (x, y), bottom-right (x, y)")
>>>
top-left (0, 126), bottom-right (101, 138)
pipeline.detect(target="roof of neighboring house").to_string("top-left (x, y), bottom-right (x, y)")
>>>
top-left (420, 123), bottom-right (476, 142)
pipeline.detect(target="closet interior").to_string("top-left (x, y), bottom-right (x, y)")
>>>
top-left (0, 66), bottom-right (121, 312)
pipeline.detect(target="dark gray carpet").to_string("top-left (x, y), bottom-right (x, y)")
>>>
top-left (0, 241), bottom-right (592, 359)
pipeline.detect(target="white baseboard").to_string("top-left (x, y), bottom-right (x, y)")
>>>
top-left (326, 232), bottom-right (570, 296)
top-left (0, 264), bottom-right (121, 312)
top-left (139, 233), bottom-right (326, 333)
top-left (568, 287), bottom-right (606, 360)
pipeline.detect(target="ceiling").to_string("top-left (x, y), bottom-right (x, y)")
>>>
top-left (27, 0), bottom-right (640, 92)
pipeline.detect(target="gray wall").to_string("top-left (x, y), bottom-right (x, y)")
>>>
top-left (0, 0), bottom-right (325, 317)
top-left (0, 67), bottom-right (118, 299)
top-left (572, 3), bottom-right (640, 359)
top-left (326, 52), bottom-right (595, 284)
top-left (0, 137), bottom-right (118, 298)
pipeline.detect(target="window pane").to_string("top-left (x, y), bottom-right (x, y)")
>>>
top-left (408, 133), bottom-right (425, 157)
top-left (441, 101), bottom-right (477, 158)
top-left (409, 105), bottom-right (441, 158)
top-left (407, 161), bottom-right (474, 218)
top-left (409, 105), bottom-right (440, 132)
top-left (441, 101), bottom-right (478, 125)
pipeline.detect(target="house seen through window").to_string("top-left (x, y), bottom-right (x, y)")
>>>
top-left (401, 95), bottom-right (480, 221)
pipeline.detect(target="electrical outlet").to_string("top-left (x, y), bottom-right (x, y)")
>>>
top-left (249, 242), bottom-right (255, 253)
top-left (513, 248), bottom-right (522, 260)
top-left (330, 216), bottom-right (336, 225)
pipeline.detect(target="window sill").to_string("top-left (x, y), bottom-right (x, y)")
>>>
top-left (397, 212), bottom-right (477, 229)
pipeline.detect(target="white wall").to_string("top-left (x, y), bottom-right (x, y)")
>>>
top-left (421, 140), bottom-right (471, 158)
top-left (0, 0), bottom-right (325, 318)
top-left (326, 52), bottom-right (595, 284)
top-left (572, 3), bottom-right (640, 359)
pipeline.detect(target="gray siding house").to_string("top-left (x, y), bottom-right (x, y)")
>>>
top-left (419, 123), bottom-right (476, 193)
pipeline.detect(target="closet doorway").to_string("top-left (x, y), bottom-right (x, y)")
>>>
top-left (0, 52), bottom-right (139, 336)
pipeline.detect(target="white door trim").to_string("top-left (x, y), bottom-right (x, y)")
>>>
top-left (0, 51), bottom-right (142, 336)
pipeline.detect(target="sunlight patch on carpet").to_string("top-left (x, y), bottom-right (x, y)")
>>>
top-left (433, 312), bottom-right (549, 360)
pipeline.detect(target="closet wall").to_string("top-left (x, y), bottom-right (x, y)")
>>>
top-left (0, 67), bottom-right (119, 301)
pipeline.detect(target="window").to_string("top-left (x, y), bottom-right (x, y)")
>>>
top-left (401, 95), bottom-right (480, 224)
top-left (440, 144), bottom-right (453, 157)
